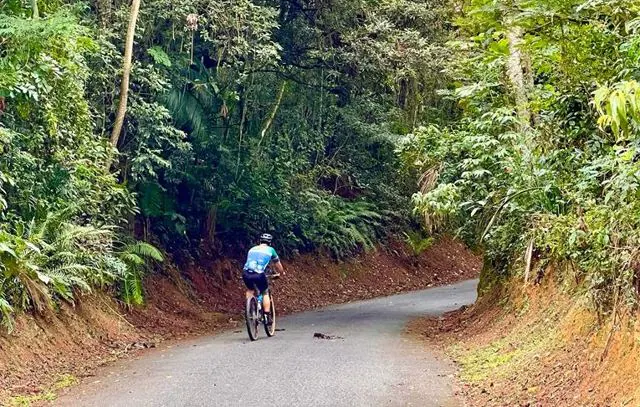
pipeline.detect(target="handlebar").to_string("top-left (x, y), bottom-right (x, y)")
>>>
top-left (240, 269), bottom-right (282, 280)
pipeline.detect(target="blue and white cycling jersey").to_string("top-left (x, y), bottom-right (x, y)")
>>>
top-left (243, 245), bottom-right (279, 274)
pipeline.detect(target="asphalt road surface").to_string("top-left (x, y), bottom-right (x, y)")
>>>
top-left (56, 279), bottom-right (478, 407)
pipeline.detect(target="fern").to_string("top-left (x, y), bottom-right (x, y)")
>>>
top-left (403, 230), bottom-right (434, 256)
top-left (164, 82), bottom-right (216, 141)
top-left (122, 270), bottom-right (144, 307)
top-left (117, 241), bottom-right (164, 306)
top-left (300, 192), bottom-right (388, 258)
top-left (125, 242), bottom-right (164, 262)
top-left (0, 213), bottom-right (136, 328)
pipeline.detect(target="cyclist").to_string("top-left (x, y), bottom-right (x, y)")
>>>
top-left (242, 233), bottom-right (284, 325)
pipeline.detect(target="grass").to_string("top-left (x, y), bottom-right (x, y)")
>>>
top-left (52, 374), bottom-right (78, 390)
top-left (6, 374), bottom-right (78, 407)
top-left (448, 298), bottom-right (564, 385)
top-left (7, 392), bottom-right (57, 407)
top-left (451, 342), bottom-right (521, 382)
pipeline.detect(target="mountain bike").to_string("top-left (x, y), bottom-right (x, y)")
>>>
top-left (245, 272), bottom-right (279, 341)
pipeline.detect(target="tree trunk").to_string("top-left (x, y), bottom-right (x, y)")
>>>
top-left (257, 81), bottom-right (287, 149)
top-left (234, 84), bottom-right (247, 180)
top-left (31, 0), bottom-right (39, 18)
top-left (96, 0), bottom-right (113, 28)
top-left (505, 25), bottom-right (531, 127)
top-left (109, 0), bottom-right (141, 158)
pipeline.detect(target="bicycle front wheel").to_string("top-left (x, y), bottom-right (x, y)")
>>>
top-left (245, 296), bottom-right (259, 341)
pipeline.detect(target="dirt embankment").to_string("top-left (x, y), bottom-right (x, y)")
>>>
top-left (408, 274), bottom-right (640, 406)
top-left (0, 237), bottom-right (480, 403)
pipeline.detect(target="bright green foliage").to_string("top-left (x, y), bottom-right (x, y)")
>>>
top-left (0, 5), bottom-right (164, 329)
top-left (118, 241), bottom-right (164, 306)
top-left (0, 0), bottom-right (449, 329)
top-left (594, 80), bottom-right (640, 139)
top-left (0, 9), bottom-right (132, 225)
top-left (92, 0), bottom-right (449, 256)
top-left (403, 230), bottom-right (434, 256)
top-left (401, 0), bottom-right (640, 311)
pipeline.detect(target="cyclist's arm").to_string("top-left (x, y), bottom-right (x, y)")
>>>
top-left (273, 259), bottom-right (284, 275)
top-left (270, 248), bottom-right (285, 275)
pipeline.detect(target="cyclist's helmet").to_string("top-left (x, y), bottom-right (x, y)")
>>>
top-left (259, 233), bottom-right (273, 244)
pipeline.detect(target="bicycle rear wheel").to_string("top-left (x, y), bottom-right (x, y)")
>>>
top-left (263, 294), bottom-right (276, 337)
top-left (245, 296), bottom-right (259, 341)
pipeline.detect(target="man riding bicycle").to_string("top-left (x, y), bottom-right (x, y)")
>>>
top-left (242, 233), bottom-right (284, 325)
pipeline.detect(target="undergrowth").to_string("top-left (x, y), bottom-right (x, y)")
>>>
top-left (1, 0), bottom-right (437, 330)
top-left (450, 316), bottom-right (562, 384)
top-left (400, 0), bottom-right (640, 314)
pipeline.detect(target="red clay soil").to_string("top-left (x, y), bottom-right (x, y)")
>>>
top-left (0, 237), bottom-right (480, 403)
top-left (407, 281), bottom-right (640, 407)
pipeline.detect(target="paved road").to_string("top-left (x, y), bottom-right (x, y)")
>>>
top-left (56, 280), bottom-right (478, 407)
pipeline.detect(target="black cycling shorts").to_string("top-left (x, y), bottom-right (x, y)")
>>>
top-left (242, 271), bottom-right (269, 294)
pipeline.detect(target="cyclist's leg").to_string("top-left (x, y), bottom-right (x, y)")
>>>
top-left (242, 271), bottom-right (258, 300)
top-left (257, 274), bottom-right (271, 313)
top-left (263, 292), bottom-right (271, 314)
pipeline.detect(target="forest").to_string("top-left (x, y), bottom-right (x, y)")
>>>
top-left (0, 0), bottom-right (450, 330)
top-left (1, 0), bottom-right (640, 332)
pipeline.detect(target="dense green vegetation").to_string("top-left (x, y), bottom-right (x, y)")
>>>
top-left (3, 0), bottom-right (638, 331)
top-left (401, 0), bottom-right (640, 312)
top-left (0, 0), bottom-right (448, 329)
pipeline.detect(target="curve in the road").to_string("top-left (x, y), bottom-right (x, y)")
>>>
top-left (55, 279), bottom-right (478, 407)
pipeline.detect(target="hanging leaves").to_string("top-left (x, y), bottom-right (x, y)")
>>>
top-left (594, 81), bottom-right (640, 139)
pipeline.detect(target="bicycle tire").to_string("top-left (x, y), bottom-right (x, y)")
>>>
top-left (263, 294), bottom-right (276, 337)
top-left (245, 296), bottom-right (259, 341)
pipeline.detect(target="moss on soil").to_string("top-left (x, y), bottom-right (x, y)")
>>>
top-left (6, 374), bottom-right (77, 406)
top-left (450, 317), bottom-right (561, 385)
top-left (412, 278), bottom-right (640, 406)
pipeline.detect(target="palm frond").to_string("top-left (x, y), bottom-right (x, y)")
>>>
top-left (123, 242), bottom-right (164, 262)
top-left (164, 87), bottom-right (214, 140)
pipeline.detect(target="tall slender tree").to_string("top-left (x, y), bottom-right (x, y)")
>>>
top-left (31, 0), bottom-right (39, 18)
top-left (109, 0), bottom-right (142, 164)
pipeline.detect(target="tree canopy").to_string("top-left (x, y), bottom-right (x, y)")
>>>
top-left (401, 0), bottom-right (640, 312)
top-left (2, 0), bottom-right (639, 330)
top-left (0, 0), bottom-right (449, 329)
